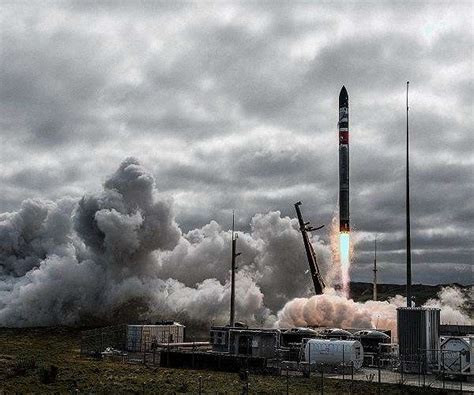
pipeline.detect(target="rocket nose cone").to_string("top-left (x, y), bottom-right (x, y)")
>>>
top-left (339, 86), bottom-right (348, 106)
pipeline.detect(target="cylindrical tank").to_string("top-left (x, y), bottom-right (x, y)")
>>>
top-left (304, 339), bottom-right (364, 370)
top-left (440, 336), bottom-right (472, 373)
top-left (397, 307), bottom-right (440, 372)
top-left (354, 330), bottom-right (390, 353)
top-left (319, 328), bottom-right (353, 339)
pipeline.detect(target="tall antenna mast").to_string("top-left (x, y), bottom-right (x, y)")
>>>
top-left (373, 235), bottom-right (377, 301)
top-left (229, 211), bottom-right (240, 327)
top-left (406, 81), bottom-right (412, 307)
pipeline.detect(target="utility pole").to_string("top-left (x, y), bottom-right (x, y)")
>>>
top-left (230, 211), bottom-right (241, 327)
top-left (406, 81), bottom-right (412, 307)
top-left (373, 235), bottom-right (377, 301)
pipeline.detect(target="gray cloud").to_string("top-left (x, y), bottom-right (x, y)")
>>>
top-left (0, 0), bottom-right (472, 288)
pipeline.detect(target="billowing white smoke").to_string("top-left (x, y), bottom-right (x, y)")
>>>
top-left (424, 286), bottom-right (473, 325)
top-left (157, 212), bottom-right (331, 312)
top-left (0, 158), bottom-right (472, 330)
top-left (276, 286), bottom-right (472, 334)
top-left (0, 158), bottom-right (327, 327)
top-left (276, 289), bottom-right (403, 333)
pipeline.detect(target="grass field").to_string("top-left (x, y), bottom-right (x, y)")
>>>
top-left (0, 327), bottom-right (464, 394)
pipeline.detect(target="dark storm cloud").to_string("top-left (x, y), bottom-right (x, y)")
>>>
top-left (0, 1), bottom-right (472, 286)
top-left (305, 35), bottom-right (427, 93)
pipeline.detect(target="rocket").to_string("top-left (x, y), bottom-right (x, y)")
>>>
top-left (339, 86), bottom-right (350, 232)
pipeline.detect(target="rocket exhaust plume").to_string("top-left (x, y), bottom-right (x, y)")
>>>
top-left (276, 286), bottom-right (472, 334)
top-left (338, 86), bottom-right (351, 295)
top-left (339, 232), bottom-right (350, 296)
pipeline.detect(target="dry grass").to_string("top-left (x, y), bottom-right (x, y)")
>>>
top-left (0, 327), bottom-right (459, 394)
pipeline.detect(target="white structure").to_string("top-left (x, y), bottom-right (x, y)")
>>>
top-left (127, 323), bottom-right (185, 351)
top-left (440, 336), bottom-right (473, 375)
top-left (80, 322), bottom-right (185, 354)
top-left (304, 339), bottom-right (364, 370)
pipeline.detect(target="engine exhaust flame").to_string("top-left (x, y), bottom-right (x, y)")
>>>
top-left (339, 232), bottom-right (350, 296)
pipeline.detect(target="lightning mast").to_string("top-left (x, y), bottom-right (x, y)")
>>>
top-left (229, 211), bottom-right (241, 327)
top-left (373, 236), bottom-right (377, 301)
top-left (406, 82), bottom-right (412, 307)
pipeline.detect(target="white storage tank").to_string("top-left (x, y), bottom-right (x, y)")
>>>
top-left (304, 339), bottom-right (364, 370)
top-left (440, 336), bottom-right (473, 374)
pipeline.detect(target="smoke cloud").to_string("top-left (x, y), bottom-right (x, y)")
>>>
top-left (0, 158), bottom-right (325, 327)
top-left (0, 158), bottom-right (472, 330)
top-left (276, 286), bottom-right (472, 335)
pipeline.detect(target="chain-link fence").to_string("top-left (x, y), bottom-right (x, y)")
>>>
top-left (272, 348), bottom-right (471, 393)
top-left (80, 346), bottom-right (472, 393)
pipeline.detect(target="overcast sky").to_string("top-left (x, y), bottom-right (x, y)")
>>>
top-left (1, 1), bottom-right (472, 285)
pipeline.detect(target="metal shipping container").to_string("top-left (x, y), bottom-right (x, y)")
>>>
top-left (210, 326), bottom-right (230, 353)
top-left (228, 328), bottom-right (280, 359)
top-left (81, 322), bottom-right (185, 354)
top-left (126, 324), bottom-right (185, 352)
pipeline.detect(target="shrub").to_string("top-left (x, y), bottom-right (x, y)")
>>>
top-left (38, 365), bottom-right (59, 384)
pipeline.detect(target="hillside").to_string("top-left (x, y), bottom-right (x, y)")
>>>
top-left (348, 282), bottom-right (472, 306)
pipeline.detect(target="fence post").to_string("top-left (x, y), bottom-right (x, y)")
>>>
top-left (198, 375), bottom-right (202, 395)
top-left (400, 358), bottom-right (404, 385)
top-left (418, 349), bottom-right (421, 386)
top-left (342, 344), bottom-right (345, 380)
top-left (308, 342), bottom-right (311, 378)
top-left (441, 350), bottom-right (445, 389)
top-left (192, 336), bottom-right (195, 369)
top-left (286, 364), bottom-right (289, 395)
top-left (377, 351), bottom-right (381, 395)
top-left (422, 353), bottom-right (425, 387)
top-left (320, 364), bottom-right (324, 395)
top-left (351, 360), bottom-right (354, 394)
top-left (459, 351), bottom-right (462, 392)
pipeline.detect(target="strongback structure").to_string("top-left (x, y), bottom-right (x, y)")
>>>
top-left (294, 201), bottom-right (325, 295)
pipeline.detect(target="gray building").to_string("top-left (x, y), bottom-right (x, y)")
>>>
top-left (210, 326), bottom-right (280, 359)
